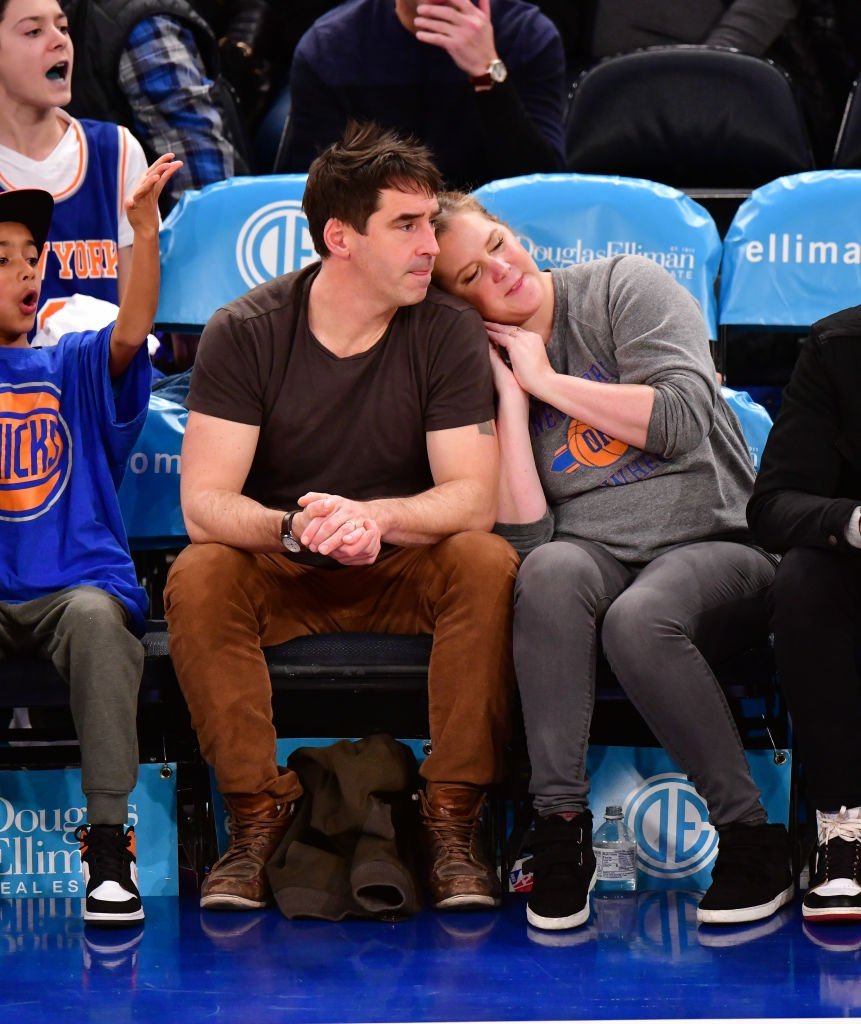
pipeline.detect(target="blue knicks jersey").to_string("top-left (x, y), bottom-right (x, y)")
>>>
top-left (0, 119), bottom-right (124, 332)
top-left (0, 326), bottom-right (150, 634)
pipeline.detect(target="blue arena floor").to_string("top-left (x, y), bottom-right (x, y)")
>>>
top-left (2, 891), bottom-right (861, 1023)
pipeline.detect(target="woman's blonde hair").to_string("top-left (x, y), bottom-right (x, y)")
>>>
top-left (435, 191), bottom-right (504, 240)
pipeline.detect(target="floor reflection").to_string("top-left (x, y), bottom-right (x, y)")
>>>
top-left (2, 890), bottom-right (861, 1022)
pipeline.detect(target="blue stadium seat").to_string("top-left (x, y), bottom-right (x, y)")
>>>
top-left (155, 174), bottom-right (312, 331)
top-left (473, 172), bottom-right (721, 339)
top-left (720, 170), bottom-right (861, 332)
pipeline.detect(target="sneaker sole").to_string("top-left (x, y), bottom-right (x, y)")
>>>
top-left (433, 893), bottom-right (501, 911)
top-left (526, 899), bottom-right (591, 931)
top-left (200, 893), bottom-right (270, 911)
top-left (525, 867), bottom-right (597, 932)
top-left (84, 907), bottom-right (145, 927)
top-left (696, 882), bottom-right (794, 925)
top-left (802, 903), bottom-right (861, 922)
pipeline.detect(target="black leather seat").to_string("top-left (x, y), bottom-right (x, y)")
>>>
top-left (566, 46), bottom-right (815, 190)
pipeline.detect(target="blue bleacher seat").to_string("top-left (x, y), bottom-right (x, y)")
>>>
top-left (473, 172), bottom-right (721, 339)
top-left (720, 170), bottom-right (861, 332)
top-left (156, 174), bottom-right (311, 331)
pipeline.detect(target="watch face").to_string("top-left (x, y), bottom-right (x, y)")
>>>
top-left (489, 60), bottom-right (507, 83)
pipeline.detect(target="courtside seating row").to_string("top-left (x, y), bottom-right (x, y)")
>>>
top-left (155, 168), bottom-right (861, 344)
top-left (10, 164), bottom-right (853, 830)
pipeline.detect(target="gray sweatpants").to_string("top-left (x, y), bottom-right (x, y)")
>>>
top-left (515, 539), bottom-right (777, 826)
top-left (1, 586), bottom-right (144, 824)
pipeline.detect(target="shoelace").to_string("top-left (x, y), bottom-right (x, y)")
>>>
top-left (820, 808), bottom-right (861, 846)
top-left (75, 826), bottom-right (131, 882)
top-left (221, 811), bottom-right (288, 863)
top-left (423, 813), bottom-right (476, 851)
top-left (818, 808), bottom-right (861, 883)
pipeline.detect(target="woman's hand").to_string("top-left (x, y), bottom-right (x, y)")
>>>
top-left (484, 321), bottom-right (555, 400)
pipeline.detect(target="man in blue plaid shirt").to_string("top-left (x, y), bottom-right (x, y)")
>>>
top-left (119, 14), bottom-right (236, 207)
top-left (63, 1), bottom-right (238, 210)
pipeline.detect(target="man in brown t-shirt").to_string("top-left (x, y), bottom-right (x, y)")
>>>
top-left (164, 123), bottom-right (519, 913)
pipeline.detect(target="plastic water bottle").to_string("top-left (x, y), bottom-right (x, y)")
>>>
top-left (594, 805), bottom-right (637, 892)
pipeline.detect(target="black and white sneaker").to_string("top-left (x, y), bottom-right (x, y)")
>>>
top-left (697, 822), bottom-right (794, 925)
top-left (525, 811), bottom-right (597, 931)
top-left (82, 924), bottom-right (144, 982)
top-left (75, 824), bottom-right (144, 927)
top-left (803, 806), bottom-right (861, 923)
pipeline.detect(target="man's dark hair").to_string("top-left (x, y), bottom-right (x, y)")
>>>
top-left (303, 121), bottom-right (442, 258)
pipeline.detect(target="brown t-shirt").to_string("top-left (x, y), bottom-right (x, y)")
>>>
top-left (188, 263), bottom-right (494, 514)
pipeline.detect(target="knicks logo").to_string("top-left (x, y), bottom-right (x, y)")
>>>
top-left (235, 200), bottom-right (317, 287)
top-left (551, 419), bottom-right (628, 474)
top-left (0, 384), bottom-right (71, 521)
top-left (625, 773), bottom-right (718, 879)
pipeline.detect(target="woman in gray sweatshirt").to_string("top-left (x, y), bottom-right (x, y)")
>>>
top-left (432, 192), bottom-right (791, 935)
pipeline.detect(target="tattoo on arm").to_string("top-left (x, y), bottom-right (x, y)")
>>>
top-left (477, 420), bottom-right (496, 437)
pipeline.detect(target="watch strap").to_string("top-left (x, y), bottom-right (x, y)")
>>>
top-left (281, 509), bottom-right (301, 541)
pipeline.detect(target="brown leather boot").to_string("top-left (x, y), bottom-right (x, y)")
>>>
top-left (200, 792), bottom-right (295, 910)
top-left (420, 786), bottom-right (501, 910)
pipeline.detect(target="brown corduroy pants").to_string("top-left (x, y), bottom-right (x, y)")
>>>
top-left (164, 531), bottom-right (518, 802)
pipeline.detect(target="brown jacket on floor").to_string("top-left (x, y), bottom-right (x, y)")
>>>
top-left (266, 735), bottom-right (422, 921)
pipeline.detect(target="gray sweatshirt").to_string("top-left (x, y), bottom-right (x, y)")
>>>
top-left (497, 256), bottom-right (755, 563)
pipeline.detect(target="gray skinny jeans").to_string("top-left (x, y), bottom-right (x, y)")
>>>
top-left (515, 538), bottom-right (777, 826)
top-left (1, 586), bottom-right (144, 824)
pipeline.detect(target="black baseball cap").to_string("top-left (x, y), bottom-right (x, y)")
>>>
top-left (0, 189), bottom-right (54, 250)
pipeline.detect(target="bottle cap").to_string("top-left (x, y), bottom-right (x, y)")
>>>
top-left (605, 805), bottom-right (623, 817)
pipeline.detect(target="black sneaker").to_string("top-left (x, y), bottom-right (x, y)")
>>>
top-left (697, 822), bottom-right (794, 925)
top-left (803, 807), bottom-right (861, 923)
top-left (525, 811), bottom-right (596, 931)
top-left (75, 824), bottom-right (144, 927)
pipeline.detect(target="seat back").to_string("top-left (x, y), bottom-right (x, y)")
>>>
top-left (156, 174), bottom-right (314, 331)
top-left (719, 170), bottom-right (861, 330)
top-left (566, 46), bottom-right (815, 189)
top-left (473, 172), bottom-right (721, 338)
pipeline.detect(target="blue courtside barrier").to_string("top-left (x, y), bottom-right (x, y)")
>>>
top-left (156, 174), bottom-right (313, 330)
top-left (720, 170), bottom-right (861, 329)
top-left (473, 173), bottom-right (722, 339)
top-left (118, 394), bottom-right (187, 547)
top-left (0, 764), bottom-right (178, 898)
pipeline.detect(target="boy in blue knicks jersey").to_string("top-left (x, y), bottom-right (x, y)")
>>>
top-left (0, 154), bottom-right (180, 926)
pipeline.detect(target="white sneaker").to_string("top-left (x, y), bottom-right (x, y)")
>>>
top-left (802, 806), bottom-right (861, 922)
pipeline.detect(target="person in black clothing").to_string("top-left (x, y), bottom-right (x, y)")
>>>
top-left (748, 306), bottom-right (861, 924)
top-left (277, 0), bottom-right (566, 190)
